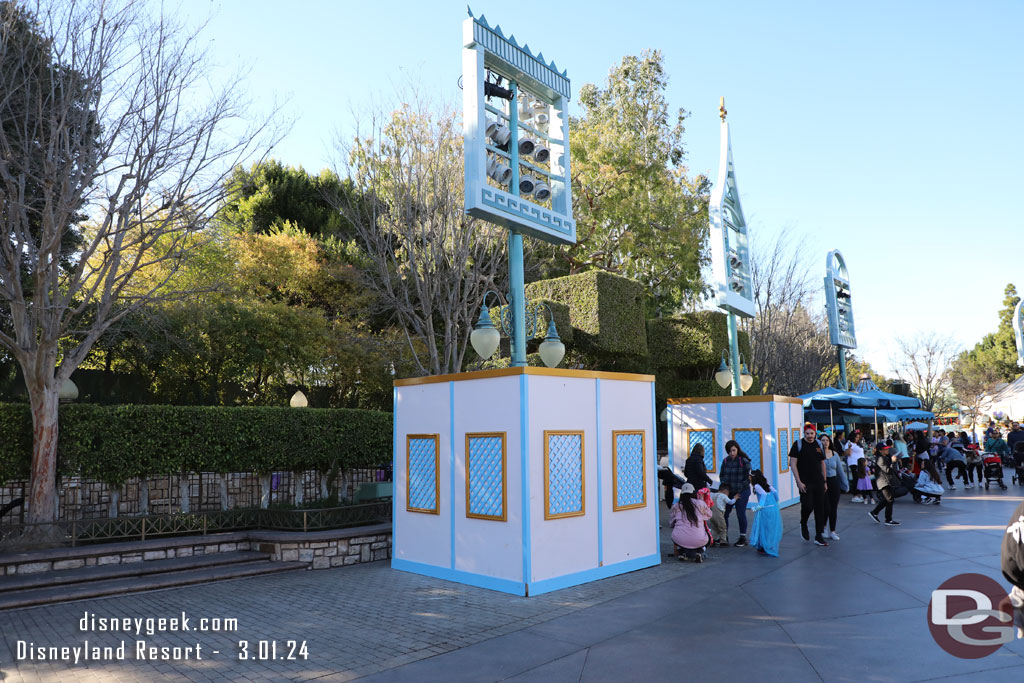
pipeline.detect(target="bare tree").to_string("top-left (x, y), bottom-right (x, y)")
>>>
top-left (742, 229), bottom-right (834, 396)
top-left (0, 1), bottom-right (274, 524)
top-left (891, 333), bottom-right (959, 413)
top-left (950, 353), bottom-right (1002, 430)
top-left (332, 95), bottom-right (507, 376)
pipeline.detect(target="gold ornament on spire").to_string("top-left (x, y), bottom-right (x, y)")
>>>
top-left (719, 97), bottom-right (727, 122)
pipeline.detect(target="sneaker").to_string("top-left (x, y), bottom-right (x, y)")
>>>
top-left (734, 536), bottom-right (747, 547)
top-left (948, 484), bottom-right (956, 491)
top-left (829, 531), bottom-right (840, 540)
top-left (800, 526), bottom-right (810, 541)
top-left (869, 511), bottom-right (880, 524)
top-left (851, 496), bottom-right (864, 503)
top-left (965, 483), bottom-right (973, 489)
top-left (885, 520), bottom-right (901, 526)
top-left (694, 554), bottom-right (704, 563)
top-left (813, 535), bottom-right (829, 546)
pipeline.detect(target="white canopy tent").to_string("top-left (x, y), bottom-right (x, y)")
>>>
top-left (983, 374), bottom-right (1024, 421)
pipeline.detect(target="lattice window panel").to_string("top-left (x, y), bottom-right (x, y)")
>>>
top-left (407, 435), bottom-right (439, 514)
top-left (466, 433), bottom-right (506, 521)
top-left (613, 431), bottom-right (646, 511)
top-left (545, 431), bottom-right (585, 519)
top-left (732, 429), bottom-right (763, 472)
top-left (687, 429), bottom-right (717, 473)
top-left (792, 428), bottom-right (800, 448)
top-left (778, 428), bottom-right (791, 473)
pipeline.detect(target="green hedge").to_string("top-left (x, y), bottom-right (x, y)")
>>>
top-left (526, 271), bottom-right (647, 356)
top-left (646, 312), bottom-right (751, 372)
top-left (0, 404), bottom-right (392, 486)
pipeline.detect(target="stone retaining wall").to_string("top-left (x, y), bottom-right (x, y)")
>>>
top-left (0, 528), bottom-right (392, 576)
top-left (260, 533), bottom-right (392, 570)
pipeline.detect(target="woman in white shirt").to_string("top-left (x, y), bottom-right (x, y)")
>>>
top-left (845, 431), bottom-right (866, 503)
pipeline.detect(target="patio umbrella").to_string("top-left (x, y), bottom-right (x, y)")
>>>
top-left (905, 422), bottom-right (929, 430)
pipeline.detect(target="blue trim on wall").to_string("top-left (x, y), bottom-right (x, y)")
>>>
top-left (716, 402), bottom-right (724, 471)
top-left (392, 558), bottom-right (527, 596)
top-left (391, 387), bottom-right (398, 565)
top-left (595, 379), bottom-right (604, 566)
top-left (449, 381), bottom-right (456, 570)
top-left (519, 374), bottom-right (531, 586)
top-left (651, 383), bottom-right (660, 554)
top-left (769, 401), bottom-right (778, 492)
top-left (779, 496), bottom-right (799, 509)
top-left (529, 552), bottom-right (661, 596)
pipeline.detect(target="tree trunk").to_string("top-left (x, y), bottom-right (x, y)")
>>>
top-left (292, 472), bottom-right (304, 507)
top-left (26, 388), bottom-right (60, 524)
top-left (139, 477), bottom-right (150, 515)
top-left (109, 487), bottom-right (120, 518)
top-left (218, 474), bottom-right (229, 511)
top-left (260, 474), bottom-right (271, 509)
top-left (179, 473), bottom-right (191, 513)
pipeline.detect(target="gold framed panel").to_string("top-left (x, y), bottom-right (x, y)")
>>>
top-left (406, 433), bottom-right (440, 515)
top-left (465, 432), bottom-right (508, 522)
top-left (778, 428), bottom-right (791, 474)
top-left (731, 428), bottom-right (764, 472)
top-left (543, 430), bottom-right (586, 520)
top-left (686, 429), bottom-right (717, 473)
top-left (611, 430), bottom-right (647, 511)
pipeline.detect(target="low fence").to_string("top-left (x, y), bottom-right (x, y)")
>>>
top-left (0, 467), bottom-right (392, 525)
top-left (0, 501), bottom-right (392, 550)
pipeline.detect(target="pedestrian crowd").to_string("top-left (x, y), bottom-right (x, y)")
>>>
top-left (658, 421), bottom-right (1024, 563)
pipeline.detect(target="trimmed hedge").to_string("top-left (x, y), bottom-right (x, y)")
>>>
top-left (646, 312), bottom-right (752, 372)
top-left (0, 404), bottom-right (392, 486)
top-left (526, 271), bottom-right (647, 356)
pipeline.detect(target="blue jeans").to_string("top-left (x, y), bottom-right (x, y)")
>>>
top-left (725, 487), bottom-right (750, 536)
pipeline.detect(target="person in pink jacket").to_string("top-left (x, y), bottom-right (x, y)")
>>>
top-left (670, 483), bottom-right (713, 563)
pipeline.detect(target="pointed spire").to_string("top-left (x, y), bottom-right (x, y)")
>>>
top-left (536, 52), bottom-right (545, 64)
top-left (719, 97), bottom-right (727, 122)
top-left (467, 4), bottom-right (473, 17)
top-left (507, 33), bottom-right (517, 47)
top-left (479, 14), bottom-right (490, 29)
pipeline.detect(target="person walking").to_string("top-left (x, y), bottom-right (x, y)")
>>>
top-left (987, 430), bottom-right (1011, 458)
top-left (845, 431), bottom-right (867, 503)
top-left (869, 442), bottom-right (901, 526)
top-left (822, 434), bottom-right (846, 541)
top-left (789, 422), bottom-right (829, 547)
top-left (719, 440), bottom-right (752, 547)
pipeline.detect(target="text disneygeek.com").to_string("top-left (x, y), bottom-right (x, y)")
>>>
top-left (15, 611), bottom-right (309, 663)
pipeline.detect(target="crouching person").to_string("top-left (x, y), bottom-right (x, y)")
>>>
top-left (670, 483), bottom-right (713, 563)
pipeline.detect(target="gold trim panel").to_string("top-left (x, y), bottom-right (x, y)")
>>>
top-left (465, 432), bottom-right (508, 522)
top-left (778, 428), bottom-right (791, 474)
top-left (406, 434), bottom-right (441, 515)
top-left (666, 395), bottom-right (802, 406)
top-left (543, 430), bottom-right (586, 520)
top-left (395, 367), bottom-right (655, 387)
top-left (611, 430), bottom-right (647, 511)
top-left (687, 429), bottom-right (718, 474)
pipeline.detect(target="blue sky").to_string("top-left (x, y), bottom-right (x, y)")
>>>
top-left (185, 0), bottom-right (1023, 376)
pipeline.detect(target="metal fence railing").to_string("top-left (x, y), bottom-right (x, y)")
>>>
top-left (0, 501), bottom-right (392, 551)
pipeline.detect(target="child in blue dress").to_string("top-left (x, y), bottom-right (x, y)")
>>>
top-left (748, 469), bottom-right (782, 557)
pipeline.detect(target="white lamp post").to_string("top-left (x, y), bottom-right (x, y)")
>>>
top-left (289, 390), bottom-right (308, 408)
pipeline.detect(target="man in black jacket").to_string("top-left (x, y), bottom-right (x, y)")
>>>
top-left (789, 422), bottom-right (829, 547)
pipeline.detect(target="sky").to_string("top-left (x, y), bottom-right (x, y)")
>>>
top-left (182, 0), bottom-right (1023, 377)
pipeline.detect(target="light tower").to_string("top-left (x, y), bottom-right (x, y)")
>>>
top-left (708, 98), bottom-right (755, 396)
top-left (824, 250), bottom-right (857, 389)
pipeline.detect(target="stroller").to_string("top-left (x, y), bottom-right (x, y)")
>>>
top-left (982, 453), bottom-right (1008, 490)
top-left (1012, 442), bottom-right (1024, 485)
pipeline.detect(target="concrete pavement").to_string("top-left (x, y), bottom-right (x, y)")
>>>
top-left (2, 487), bottom-right (1022, 682)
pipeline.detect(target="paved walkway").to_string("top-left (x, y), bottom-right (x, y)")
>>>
top-left (1, 488), bottom-right (1022, 682)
